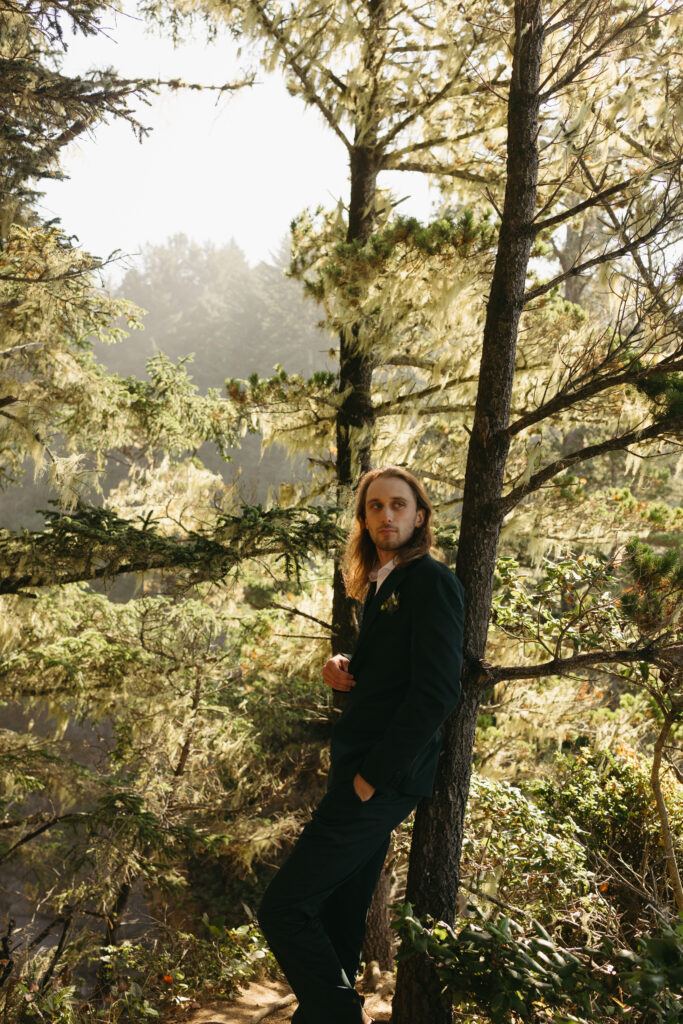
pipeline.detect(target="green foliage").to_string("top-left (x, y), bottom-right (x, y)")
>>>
top-left (393, 904), bottom-right (683, 1023)
top-left (4, 922), bottom-right (275, 1022)
top-left (4, 2), bottom-right (683, 1023)
top-left (632, 370), bottom-right (683, 421)
top-left (532, 750), bottom-right (683, 881)
top-left (463, 775), bottom-right (597, 926)
top-left (0, 228), bottom-right (250, 509)
top-left (492, 551), bottom-right (627, 655)
top-left (0, 574), bottom-right (321, 1020)
top-left (620, 538), bottom-right (683, 632)
top-left (102, 919), bottom-right (276, 1005)
top-left (0, 0), bottom-right (151, 228)
top-left (490, 540), bottom-right (683, 679)
top-left (299, 209), bottom-right (496, 299)
top-left (0, 499), bottom-right (343, 593)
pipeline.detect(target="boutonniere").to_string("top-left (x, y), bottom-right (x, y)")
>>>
top-left (380, 592), bottom-right (400, 615)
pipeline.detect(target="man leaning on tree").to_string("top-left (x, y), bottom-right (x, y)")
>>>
top-left (258, 466), bottom-right (465, 1024)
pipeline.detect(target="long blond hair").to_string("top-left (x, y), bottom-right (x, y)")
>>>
top-left (343, 466), bottom-right (434, 601)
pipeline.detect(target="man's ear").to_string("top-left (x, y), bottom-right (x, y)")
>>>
top-left (415, 509), bottom-right (425, 527)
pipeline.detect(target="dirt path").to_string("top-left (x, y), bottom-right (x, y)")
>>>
top-left (171, 978), bottom-right (393, 1023)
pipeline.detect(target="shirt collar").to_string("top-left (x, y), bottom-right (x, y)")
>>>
top-left (368, 556), bottom-right (397, 589)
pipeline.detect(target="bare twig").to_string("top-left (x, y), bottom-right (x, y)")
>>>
top-left (500, 415), bottom-right (683, 512)
top-left (505, 353), bottom-right (683, 439)
top-left (651, 699), bottom-right (683, 912)
top-left (38, 913), bottom-right (72, 990)
top-left (524, 207), bottom-right (677, 304)
top-left (532, 164), bottom-right (677, 235)
top-left (485, 643), bottom-right (674, 685)
top-left (266, 601), bottom-right (332, 631)
top-left (0, 812), bottom-right (89, 865)
top-left (250, 992), bottom-right (297, 1022)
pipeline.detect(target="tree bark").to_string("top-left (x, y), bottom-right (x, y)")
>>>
top-left (330, 142), bottom-right (380, 666)
top-left (362, 838), bottom-right (395, 969)
top-left (329, 0), bottom-right (390, 664)
top-left (93, 880), bottom-right (132, 1001)
top-left (651, 699), bottom-right (683, 914)
top-left (329, 10), bottom-right (390, 973)
top-left (392, 4), bottom-right (545, 1021)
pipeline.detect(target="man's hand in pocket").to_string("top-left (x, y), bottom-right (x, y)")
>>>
top-left (353, 773), bottom-right (376, 802)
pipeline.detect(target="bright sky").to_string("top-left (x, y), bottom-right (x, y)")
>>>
top-left (40, 3), bottom-right (436, 272)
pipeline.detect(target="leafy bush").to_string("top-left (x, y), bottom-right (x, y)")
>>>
top-left (393, 904), bottom-right (683, 1023)
top-left (3, 921), bottom-right (276, 1023)
top-left (462, 775), bottom-right (599, 927)
top-left (532, 750), bottom-right (683, 880)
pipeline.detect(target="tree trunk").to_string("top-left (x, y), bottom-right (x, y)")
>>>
top-left (331, 144), bottom-right (380, 658)
top-left (651, 700), bottom-right (683, 913)
top-left (392, 4), bottom-right (545, 1022)
top-left (362, 838), bottom-right (395, 969)
top-left (330, 12), bottom-right (389, 960)
top-left (93, 880), bottom-right (132, 1001)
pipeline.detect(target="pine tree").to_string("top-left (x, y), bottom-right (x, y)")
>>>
top-left (166, 2), bottom-right (683, 1018)
top-left (146, 0), bottom-right (512, 655)
top-left (392, 3), bottom-right (683, 1019)
top-left (0, 0), bottom-right (334, 579)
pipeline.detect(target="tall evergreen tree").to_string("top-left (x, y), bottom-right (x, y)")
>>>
top-left (146, 0), bottom-right (509, 653)
top-left (160, 1), bottom-right (683, 1018)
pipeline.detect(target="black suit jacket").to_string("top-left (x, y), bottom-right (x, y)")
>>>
top-left (329, 553), bottom-right (465, 797)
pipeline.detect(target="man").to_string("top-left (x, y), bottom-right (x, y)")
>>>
top-left (258, 467), bottom-right (465, 1024)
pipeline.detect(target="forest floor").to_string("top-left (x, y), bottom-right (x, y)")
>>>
top-left (171, 978), bottom-right (393, 1023)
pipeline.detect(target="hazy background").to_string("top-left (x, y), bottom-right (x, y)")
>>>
top-left (39, 1), bottom-right (436, 272)
top-left (3, 1), bottom-right (440, 529)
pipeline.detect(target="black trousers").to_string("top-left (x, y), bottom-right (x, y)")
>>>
top-left (257, 779), bottom-right (419, 1024)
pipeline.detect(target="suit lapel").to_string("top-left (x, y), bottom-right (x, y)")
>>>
top-left (359, 585), bottom-right (375, 627)
top-left (352, 563), bottom-right (410, 665)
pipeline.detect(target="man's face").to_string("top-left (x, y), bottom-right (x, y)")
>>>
top-left (363, 476), bottom-right (425, 564)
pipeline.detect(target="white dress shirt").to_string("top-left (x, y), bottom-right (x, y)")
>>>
top-left (368, 556), bottom-right (397, 593)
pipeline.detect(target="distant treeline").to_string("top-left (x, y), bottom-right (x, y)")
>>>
top-left (106, 234), bottom-right (330, 385)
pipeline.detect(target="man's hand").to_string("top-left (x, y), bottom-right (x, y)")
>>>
top-left (353, 773), bottom-right (376, 802)
top-left (322, 654), bottom-right (356, 692)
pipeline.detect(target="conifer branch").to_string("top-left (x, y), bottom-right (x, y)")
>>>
top-left (0, 254), bottom-right (121, 282)
top-left (532, 166), bottom-right (676, 235)
top-left (381, 62), bottom-right (467, 147)
top-left (0, 503), bottom-right (342, 594)
top-left (0, 813), bottom-right (89, 864)
top-left (665, 753), bottom-right (683, 786)
top-left (500, 415), bottom-right (683, 512)
top-left (650, 701), bottom-right (683, 913)
top-left (382, 134), bottom-right (450, 161)
top-left (38, 912), bottom-right (72, 990)
top-left (415, 404), bottom-right (476, 417)
top-left (384, 355), bottom-right (437, 370)
top-left (487, 643), bottom-right (674, 684)
top-left (539, 4), bottom-right (659, 99)
top-left (419, 469), bottom-right (464, 490)
top-left (374, 375), bottom-right (479, 415)
top-left (506, 354), bottom-right (683, 438)
top-left (249, 0), bottom-right (352, 151)
top-left (265, 600), bottom-right (332, 631)
top-left (382, 123), bottom-right (501, 165)
top-left (154, 75), bottom-right (255, 93)
top-left (383, 159), bottom-right (491, 183)
top-left (523, 201), bottom-right (677, 304)
top-left (0, 341), bottom-right (44, 359)
top-left (578, 155), bottom-right (683, 325)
